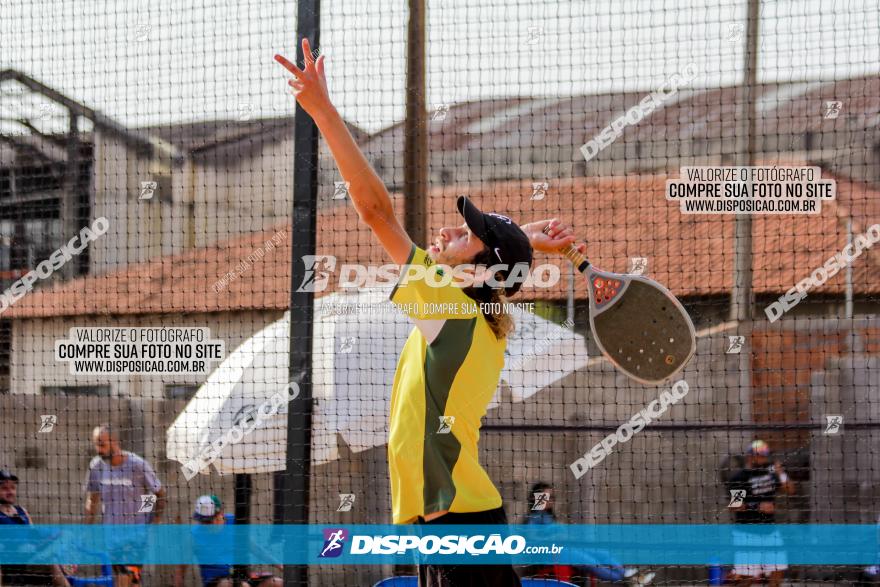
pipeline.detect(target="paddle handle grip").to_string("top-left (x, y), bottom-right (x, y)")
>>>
top-left (542, 225), bottom-right (590, 273)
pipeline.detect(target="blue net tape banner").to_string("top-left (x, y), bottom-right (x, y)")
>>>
top-left (0, 524), bottom-right (877, 565)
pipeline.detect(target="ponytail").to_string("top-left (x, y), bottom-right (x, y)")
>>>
top-left (462, 248), bottom-right (516, 340)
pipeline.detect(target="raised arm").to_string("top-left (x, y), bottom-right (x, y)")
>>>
top-left (521, 219), bottom-right (587, 255)
top-left (274, 38), bottom-right (413, 265)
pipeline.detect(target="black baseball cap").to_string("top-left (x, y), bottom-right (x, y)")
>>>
top-left (457, 195), bottom-right (533, 295)
top-left (0, 469), bottom-right (19, 482)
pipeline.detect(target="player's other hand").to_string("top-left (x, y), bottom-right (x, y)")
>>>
top-left (527, 219), bottom-right (586, 255)
top-left (758, 501), bottom-right (775, 514)
top-left (274, 38), bottom-right (332, 120)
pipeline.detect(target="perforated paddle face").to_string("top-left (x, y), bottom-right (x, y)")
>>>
top-left (587, 269), bottom-right (696, 384)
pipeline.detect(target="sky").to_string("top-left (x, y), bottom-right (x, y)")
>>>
top-left (1, 0), bottom-right (878, 134)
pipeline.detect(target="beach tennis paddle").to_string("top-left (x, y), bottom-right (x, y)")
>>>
top-left (547, 227), bottom-right (696, 384)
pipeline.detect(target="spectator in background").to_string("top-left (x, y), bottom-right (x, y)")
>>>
top-left (0, 469), bottom-right (70, 587)
top-left (725, 439), bottom-right (795, 587)
top-left (520, 482), bottom-right (654, 586)
top-left (84, 425), bottom-right (166, 587)
top-left (175, 495), bottom-right (281, 587)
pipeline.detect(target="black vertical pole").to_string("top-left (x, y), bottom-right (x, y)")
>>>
top-left (731, 0), bottom-right (760, 431)
top-left (277, 2), bottom-right (320, 587)
top-left (730, 0), bottom-right (759, 323)
top-left (233, 473), bottom-right (252, 583)
top-left (404, 0), bottom-right (428, 246)
top-left (234, 473), bottom-right (252, 523)
top-left (62, 111), bottom-right (79, 280)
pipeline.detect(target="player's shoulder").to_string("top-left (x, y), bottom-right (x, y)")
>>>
top-left (125, 451), bottom-right (148, 466)
top-left (728, 468), bottom-right (748, 482)
top-left (88, 455), bottom-right (104, 469)
top-left (18, 505), bottom-right (33, 523)
top-left (407, 245), bottom-right (435, 269)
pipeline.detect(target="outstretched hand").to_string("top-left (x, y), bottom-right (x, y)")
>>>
top-left (525, 219), bottom-right (587, 255)
top-left (274, 38), bottom-right (333, 120)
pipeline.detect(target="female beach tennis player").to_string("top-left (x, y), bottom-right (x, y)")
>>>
top-left (275, 38), bottom-right (585, 587)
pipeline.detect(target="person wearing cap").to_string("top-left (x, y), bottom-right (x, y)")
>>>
top-left (520, 482), bottom-right (654, 586)
top-left (725, 440), bottom-right (796, 586)
top-left (274, 39), bottom-right (584, 587)
top-left (175, 495), bottom-right (281, 587)
top-left (0, 469), bottom-right (70, 587)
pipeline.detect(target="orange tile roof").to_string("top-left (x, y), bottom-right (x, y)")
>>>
top-left (5, 170), bottom-right (879, 319)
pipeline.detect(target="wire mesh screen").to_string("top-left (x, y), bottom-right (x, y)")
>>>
top-left (1, 0), bottom-right (880, 585)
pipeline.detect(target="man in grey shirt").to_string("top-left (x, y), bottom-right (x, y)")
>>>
top-left (84, 425), bottom-right (166, 587)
